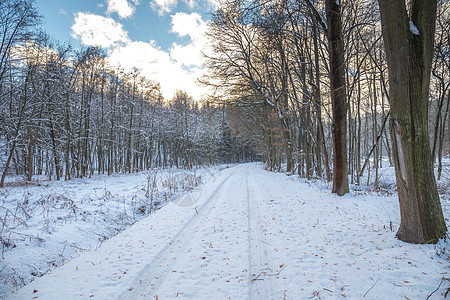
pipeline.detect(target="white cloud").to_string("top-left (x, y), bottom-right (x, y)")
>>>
top-left (71, 13), bottom-right (130, 48)
top-left (204, 0), bottom-right (218, 9)
top-left (150, 0), bottom-right (177, 15)
top-left (171, 12), bottom-right (206, 39)
top-left (149, 0), bottom-right (218, 16)
top-left (170, 12), bottom-right (207, 67)
top-left (184, 0), bottom-right (196, 9)
top-left (71, 11), bottom-right (209, 99)
top-left (170, 43), bottom-right (204, 66)
top-left (106, 0), bottom-right (135, 19)
top-left (108, 41), bottom-right (206, 99)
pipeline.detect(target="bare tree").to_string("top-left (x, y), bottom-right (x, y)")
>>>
top-left (0, 0), bottom-right (40, 187)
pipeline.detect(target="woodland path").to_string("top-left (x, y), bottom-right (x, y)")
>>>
top-left (122, 165), bottom-right (278, 299)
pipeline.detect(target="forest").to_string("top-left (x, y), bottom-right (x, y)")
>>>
top-left (200, 0), bottom-right (450, 243)
top-left (1, 0), bottom-right (450, 298)
top-left (202, 0), bottom-right (449, 184)
top-left (0, 1), bottom-right (449, 236)
top-left (0, 0), bottom-right (256, 189)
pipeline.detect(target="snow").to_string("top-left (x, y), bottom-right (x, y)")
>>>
top-left (0, 166), bottom-right (220, 298)
top-left (410, 21), bottom-right (420, 35)
top-left (4, 163), bottom-right (450, 299)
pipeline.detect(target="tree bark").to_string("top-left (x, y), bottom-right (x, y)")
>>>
top-left (325, 0), bottom-right (349, 195)
top-left (378, 0), bottom-right (447, 243)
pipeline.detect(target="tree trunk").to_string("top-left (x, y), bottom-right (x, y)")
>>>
top-left (378, 0), bottom-right (447, 243)
top-left (437, 91), bottom-right (449, 180)
top-left (312, 19), bottom-right (323, 179)
top-left (325, 0), bottom-right (349, 195)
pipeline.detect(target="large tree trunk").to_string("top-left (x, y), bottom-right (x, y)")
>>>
top-left (325, 0), bottom-right (349, 196)
top-left (378, 0), bottom-right (447, 243)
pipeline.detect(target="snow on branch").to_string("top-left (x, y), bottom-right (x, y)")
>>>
top-left (305, 0), bottom-right (327, 33)
top-left (409, 21), bottom-right (420, 35)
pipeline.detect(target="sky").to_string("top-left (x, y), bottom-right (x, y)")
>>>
top-left (35, 0), bottom-right (218, 100)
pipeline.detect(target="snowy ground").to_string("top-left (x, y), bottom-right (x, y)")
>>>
top-left (0, 166), bottom-right (221, 298)
top-left (6, 163), bottom-right (449, 299)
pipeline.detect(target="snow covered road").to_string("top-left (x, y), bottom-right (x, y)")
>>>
top-left (10, 164), bottom-right (449, 299)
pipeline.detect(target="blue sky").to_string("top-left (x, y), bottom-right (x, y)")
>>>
top-left (34, 0), bottom-right (217, 99)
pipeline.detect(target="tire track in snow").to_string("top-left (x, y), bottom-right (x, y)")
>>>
top-left (120, 171), bottom-right (234, 299)
top-left (246, 170), bottom-right (273, 299)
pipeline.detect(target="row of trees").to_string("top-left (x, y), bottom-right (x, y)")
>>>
top-left (202, 0), bottom-right (448, 243)
top-left (0, 0), bottom-right (448, 244)
top-left (0, 0), bottom-right (256, 188)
